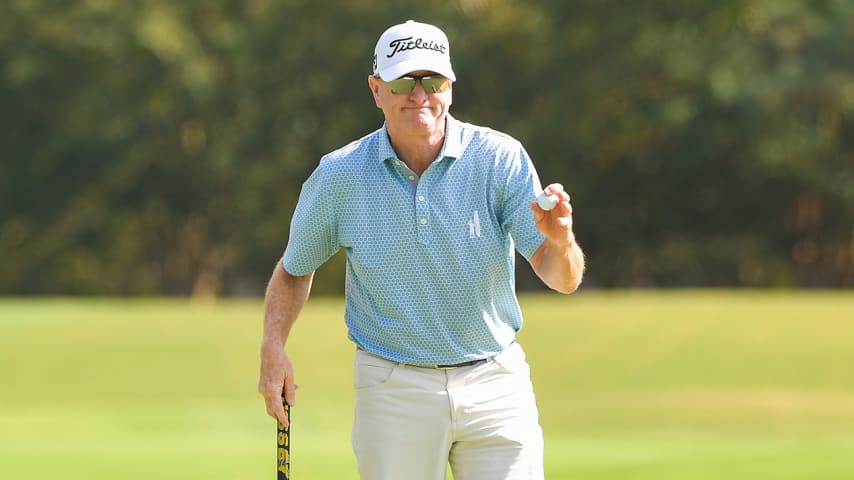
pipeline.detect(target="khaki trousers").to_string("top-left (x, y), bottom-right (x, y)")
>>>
top-left (351, 343), bottom-right (544, 480)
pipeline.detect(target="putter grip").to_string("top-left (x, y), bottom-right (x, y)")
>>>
top-left (277, 401), bottom-right (290, 479)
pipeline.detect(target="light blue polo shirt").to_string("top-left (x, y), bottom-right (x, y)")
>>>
top-left (283, 115), bottom-right (546, 366)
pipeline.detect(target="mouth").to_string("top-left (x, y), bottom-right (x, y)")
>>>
top-left (404, 106), bottom-right (432, 112)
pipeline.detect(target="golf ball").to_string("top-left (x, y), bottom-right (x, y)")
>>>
top-left (537, 191), bottom-right (559, 211)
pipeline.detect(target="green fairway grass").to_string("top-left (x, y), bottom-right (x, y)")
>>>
top-left (2, 291), bottom-right (853, 479)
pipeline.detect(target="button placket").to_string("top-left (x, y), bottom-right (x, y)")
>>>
top-left (415, 181), bottom-right (431, 244)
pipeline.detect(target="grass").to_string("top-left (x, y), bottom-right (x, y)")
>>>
top-left (1, 290), bottom-right (853, 479)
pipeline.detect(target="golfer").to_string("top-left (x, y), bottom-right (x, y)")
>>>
top-left (259, 20), bottom-right (585, 479)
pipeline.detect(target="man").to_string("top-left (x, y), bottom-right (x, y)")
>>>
top-left (259, 20), bottom-right (585, 480)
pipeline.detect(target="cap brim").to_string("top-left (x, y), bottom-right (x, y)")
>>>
top-left (377, 59), bottom-right (456, 82)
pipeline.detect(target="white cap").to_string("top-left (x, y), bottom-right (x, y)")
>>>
top-left (373, 20), bottom-right (456, 82)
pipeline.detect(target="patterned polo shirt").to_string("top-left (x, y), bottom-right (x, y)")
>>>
top-left (283, 114), bottom-right (546, 366)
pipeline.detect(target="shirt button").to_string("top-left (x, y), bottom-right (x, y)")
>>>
top-left (419, 218), bottom-right (427, 225)
top-left (418, 195), bottom-right (425, 202)
top-left (408, 175), bottom-right (416, 181)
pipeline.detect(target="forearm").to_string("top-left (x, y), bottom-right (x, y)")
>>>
top-left (530, 237), bottom-right (585, 294)
top-left (261, 263), bottom-right (314, 350)
top-left (259, 262), bottom-right (313, 419)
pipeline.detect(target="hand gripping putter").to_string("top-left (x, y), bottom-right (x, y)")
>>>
top-left (277, 397), bottom-right (291, 479)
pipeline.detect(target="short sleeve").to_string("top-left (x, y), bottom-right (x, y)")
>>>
top-left (282, 163), bottom-right (340, 275)
top-left (498, 145), bottom-right (546, 261)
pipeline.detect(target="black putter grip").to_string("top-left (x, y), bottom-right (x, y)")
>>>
top-left (277, 401), bottom-right (291, 479)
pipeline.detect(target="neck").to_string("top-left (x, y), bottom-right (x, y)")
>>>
top-left (387, 117), bottom-right (447, 176)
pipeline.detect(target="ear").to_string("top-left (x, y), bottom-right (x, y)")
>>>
top-left (367, 75), bottom-right (382, 108)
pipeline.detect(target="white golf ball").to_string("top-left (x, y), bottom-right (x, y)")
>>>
top-left (537, 191), bottom-right (559, 211)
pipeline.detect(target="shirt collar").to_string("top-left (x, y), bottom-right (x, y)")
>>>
top-left (379, 114), bottom-right (462, 164)
top-left (442, 114), bottom-right (462, 160)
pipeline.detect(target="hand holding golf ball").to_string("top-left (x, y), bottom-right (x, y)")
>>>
top-left (536, 191), bottom-right (560, 211)
top-left (532, 184), bottom-right (575, 244)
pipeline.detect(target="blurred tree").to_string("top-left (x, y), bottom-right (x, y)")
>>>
top-left (453, 0), bottom-right (853, 287)
top-left (0, 0), bottom-right (851, 295)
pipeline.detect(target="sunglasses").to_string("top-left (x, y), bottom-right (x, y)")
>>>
top-left (383, 75), bottom-right (451, 95)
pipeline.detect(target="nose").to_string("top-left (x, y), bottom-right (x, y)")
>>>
top-left (409, 79), bottom-right (429, 101)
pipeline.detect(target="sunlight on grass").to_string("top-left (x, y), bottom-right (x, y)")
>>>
top-left (1, 290), bottom-right (853, 479)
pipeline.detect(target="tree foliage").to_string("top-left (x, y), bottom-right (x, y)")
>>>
top-left (1, 0), bottom-right (852, 295)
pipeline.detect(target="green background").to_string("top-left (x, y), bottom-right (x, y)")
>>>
top-left (2, 0), bottom-right (852, 295)
top-left (3, 292), bottom-right (852, 479)
top-left (3, 1), bottom-right (852, 478)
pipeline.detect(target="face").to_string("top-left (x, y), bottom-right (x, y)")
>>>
top-left (368, 70), bottom-right (453, 135)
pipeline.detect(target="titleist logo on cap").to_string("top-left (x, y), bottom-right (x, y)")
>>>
top-left (373, 21), bottom-right (456, 82)
top-left (386, 36), bottom-right (447, 58)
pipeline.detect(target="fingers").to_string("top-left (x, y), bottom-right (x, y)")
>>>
top-left (260, 383), bottom-right (298, 427)
top-left (543, 184), bottom-right (570, 205)
top-left (266, 384), bottom-right (289, 428)
top-left (258, 378), bottom-right (284, 424)
top-left (544, 183), bottom-right (565, 195)
top-left (531, 200), bottom-right (572, 225)
top-left (259, 349), bottom-right (296, 427)
top-left (283, 374), bottom-right (297, 407)
top-left (534, 183), bottom-right (572, 215)
top-left (532, 183), bottom-right (576, 243)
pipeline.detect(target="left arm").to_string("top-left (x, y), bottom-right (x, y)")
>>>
top-left (528, 183), bottom-right (585, 293)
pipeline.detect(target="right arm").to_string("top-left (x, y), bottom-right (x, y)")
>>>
top-left (258, 262), bottom-right (314, 428)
